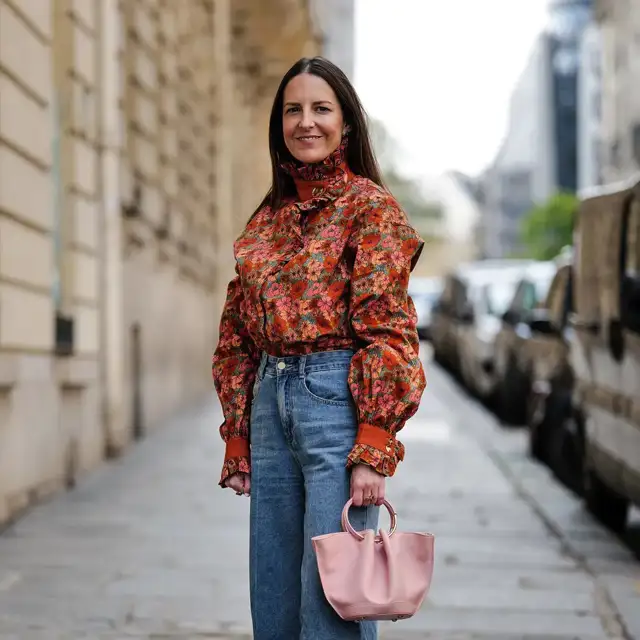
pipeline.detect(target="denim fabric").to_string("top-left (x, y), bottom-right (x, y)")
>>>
top-left (249, 349), bottom-right (379, 640)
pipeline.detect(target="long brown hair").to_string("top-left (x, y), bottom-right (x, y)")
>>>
top-left (251, 57), bottom-right (384, 218)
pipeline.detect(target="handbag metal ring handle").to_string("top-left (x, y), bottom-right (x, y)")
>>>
top-left (341, 498), bottom-right (397, 541)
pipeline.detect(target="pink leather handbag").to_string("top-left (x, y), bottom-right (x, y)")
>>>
top-left (312, 498), bottom-right (435, 622)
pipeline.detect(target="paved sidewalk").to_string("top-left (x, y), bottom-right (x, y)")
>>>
top-left (0, 359), bottom-right (636, 638)
top-left (476, 404), bottom-right (640, 640)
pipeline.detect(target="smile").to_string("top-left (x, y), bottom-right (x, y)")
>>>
top-left (297, 136), bottom-right (322, 141)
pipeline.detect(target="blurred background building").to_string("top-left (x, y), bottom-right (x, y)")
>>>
top-left (475, 0), bottom-right (594, 259)
top-left (0, 0), bottom-right (322, 525)
top-left (596, 0), bottom-right (640, 184)
top-left (577, 20), bottom-right (603, 190)
top-left (478, 32), bottom-right (557, 259)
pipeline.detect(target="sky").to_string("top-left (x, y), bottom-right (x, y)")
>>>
top-left (354, 0), bottom-right (549, 180)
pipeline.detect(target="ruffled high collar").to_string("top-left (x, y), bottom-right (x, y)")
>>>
top-left (281, 138), bottom-right (352, 205)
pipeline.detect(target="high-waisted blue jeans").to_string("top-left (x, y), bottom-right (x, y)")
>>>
top-left (249, 349), bottom-right (379, 640)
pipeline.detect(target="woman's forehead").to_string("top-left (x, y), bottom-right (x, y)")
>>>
top-left (284, 73), bottom-right (337, 103)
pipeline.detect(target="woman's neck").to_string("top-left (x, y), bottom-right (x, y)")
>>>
top-left (281, 139), bottom-right (351, 202)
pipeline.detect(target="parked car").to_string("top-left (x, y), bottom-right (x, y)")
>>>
top-left (564, 177), bottom-right (640, 533)
top-left (492, 261), bottom-right (558, 425)
top-left (525, 255), bottom-right (581, 493)
top-left (431, 260), bottom-right (534, 377)
top-left (408, 277), bottom-right (443, 341)
top-left (457, 271), bottom-right (527, 402)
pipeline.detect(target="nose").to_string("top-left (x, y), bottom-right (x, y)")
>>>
top-left (298, 107), bottom-right (315, 130)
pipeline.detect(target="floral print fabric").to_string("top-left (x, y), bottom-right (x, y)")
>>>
top-left (212, 144), bottom-right (426, 486)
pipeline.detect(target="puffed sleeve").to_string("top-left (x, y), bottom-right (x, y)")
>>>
top-left (346, 195), bottom-right (426, 476)
top-left (212, 270), bottom-right (260, 487)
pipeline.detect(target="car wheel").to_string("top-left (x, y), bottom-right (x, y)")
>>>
top-left (547, 400), bottom-right (584, 495)
top-left (528, 394), bottom-right (548, 463)
top-left (498, 356), bottom-right (526, 426)
top-left (584, 466), bottom-right (629, 534)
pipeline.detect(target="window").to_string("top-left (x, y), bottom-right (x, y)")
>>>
top-left (533, 272), bottom-right (555, 304)
top-left (508, 281), bottom-right (526, 315)
top-left (522, 282), bottom-right (538, 313)
top-left (623, 197), bottom-right (640, 333)
top-left (625, 199), bottom-right (640, 277)
top-left (546, 266), bottom-right (572, 329)
top-left (486, 282), bottom-right (517, 317)
top-left (632, 123), bottom-right (640, 166)
top-left (553, 48), bottom-right (579, 74)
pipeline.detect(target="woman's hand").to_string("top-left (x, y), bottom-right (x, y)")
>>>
top-left (350, 464), bottom-right (385, 507)
top-left (225, 472), bottom-right (251, 496)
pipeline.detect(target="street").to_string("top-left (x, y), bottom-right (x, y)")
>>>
top-left (0, 347), bottom-right (639, 639)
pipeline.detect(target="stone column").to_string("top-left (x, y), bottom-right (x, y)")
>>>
top-left (97, 0), bottom-right (127, 456)
top-left (213, 0), bottom-right (236, 296)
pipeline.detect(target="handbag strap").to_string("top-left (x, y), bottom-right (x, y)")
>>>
top-left (341, 498), bottom-right (397, 540)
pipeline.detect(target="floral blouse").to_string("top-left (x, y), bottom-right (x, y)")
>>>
top-left (212, 141), bottom-right (427, 487)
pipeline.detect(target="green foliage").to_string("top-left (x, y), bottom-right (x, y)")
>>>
top-left (520, 191), bottom-right (577, 260)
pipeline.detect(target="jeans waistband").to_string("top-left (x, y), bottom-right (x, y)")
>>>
top-left (258, 349), bottom-right (355, 377)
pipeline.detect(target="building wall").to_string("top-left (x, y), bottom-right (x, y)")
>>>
top-left (480, 34), bottom-right (555, 259)
top-left (595, 0), bottom-right (640, 183)
top-left (0, 0), bottom-right (83, 523)
top-left (479, 2), bottom-right (596, 260)
top-left (0, 0), bottom-right (320, 525)
top-left (548, 0), bottom-right (593, 193)
top-left (577, 22), bottom-right (603, 190)
top-left (118, 0), bottom-right (221, 438)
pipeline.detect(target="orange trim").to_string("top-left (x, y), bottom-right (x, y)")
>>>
top-left (293, 167), bottom-right (354, 201)
top-left (225, 437), bottom-right (250, 460)
top-left (356, 423), bottom-right (395, 454)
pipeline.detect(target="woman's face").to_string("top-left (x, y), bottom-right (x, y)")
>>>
top-left (282, 73), bottom-right (344, 164)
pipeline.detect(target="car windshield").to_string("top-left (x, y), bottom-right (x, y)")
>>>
top-left (408, 279), bottom-right (442, 304)
top-left (485, 282), bottom-right (517, 316)
top-left (411, 290), bottom-right (440, 304)
top-left (533, 271), bottom-right (556, 303)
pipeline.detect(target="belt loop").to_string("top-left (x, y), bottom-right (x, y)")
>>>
top-left (298, 354), bottom-right (307, 377)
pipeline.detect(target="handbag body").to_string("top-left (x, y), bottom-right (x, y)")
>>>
top-left (312, 498), bottom-right (435, 622)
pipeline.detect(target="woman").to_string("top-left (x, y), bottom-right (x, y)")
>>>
top-left (212, 57), bottom-right (426, 640)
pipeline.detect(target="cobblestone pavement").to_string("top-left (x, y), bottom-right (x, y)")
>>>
top-left (0, 348), bottom-right (639, 639)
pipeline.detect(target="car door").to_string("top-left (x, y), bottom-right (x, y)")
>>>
top-left (430, 277), bottom-right (453, 357)
top-left (494, 280), bottom-right (527, 384)
top-left (619, 194), bottom-right (640, 502)
top-left (513, 280), bottom-right (540, 375)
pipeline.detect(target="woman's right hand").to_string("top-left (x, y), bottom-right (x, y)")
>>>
top-left (225, 472), bottom-right (251, 496)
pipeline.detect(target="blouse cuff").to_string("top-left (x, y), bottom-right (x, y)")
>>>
top-left (346, 423), bottom-right (405, 477)
top-left (219, 437), bottom-right (251, 487)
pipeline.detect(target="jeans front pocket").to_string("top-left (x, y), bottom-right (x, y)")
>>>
top-left (301, 367), bottom-right (353, 406)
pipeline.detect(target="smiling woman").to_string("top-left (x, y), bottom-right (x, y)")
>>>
top-left (211, 56), bottom-right (426, 640)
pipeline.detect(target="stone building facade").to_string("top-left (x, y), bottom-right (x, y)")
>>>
top-left (594, 0), bottom-right (640, 183)
top-left (0, 0), bottom-right (320, 524)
